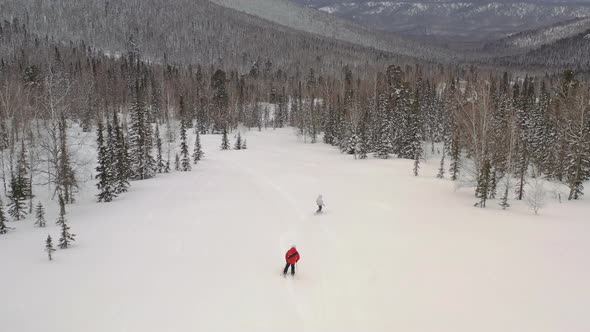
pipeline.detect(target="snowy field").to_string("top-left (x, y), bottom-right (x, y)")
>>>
top-left (1, 128), bottom-right (589, 332)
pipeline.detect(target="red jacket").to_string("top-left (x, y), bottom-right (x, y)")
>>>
top-left (285, 247), bottom-right (300, 264)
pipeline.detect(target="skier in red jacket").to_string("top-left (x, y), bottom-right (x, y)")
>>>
top-left (283, 245), bottom-right (300, 277)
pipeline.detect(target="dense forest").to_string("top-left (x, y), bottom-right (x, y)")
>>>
top-left (0, 10), bottom-right (588, 225)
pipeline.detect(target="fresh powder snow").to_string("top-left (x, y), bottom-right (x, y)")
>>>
top-left (1, 128), bottom-right (589, 332)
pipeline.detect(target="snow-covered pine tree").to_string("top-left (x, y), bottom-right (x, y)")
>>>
top-left (113, 111), bottom-right (130, 194)
top-left (514, 144), bottom-right (528, 201)
top-left (309, 95), bottom-right (318, 144)
top-left (374, 117), bottom-right (391, 159)
top-left (449, 131), bottom-right (460, 181)
top-left (57, 115), bottom-right (77, 204)
top-left (437, 153), bottom-right (445, 179)
top-left (165, 160), bottom-right (171, 173)
top-left (35, 202), bottom-right (46, 227)
top-left (241, 139), bottom-right (247, 150)
top-left (192, 131), bottom-right (204, 163)
top-left (357, 111), bottom-right (369, 160)
top-left (561, 86), bottom-right (590, 200)
top-left (373, 78), bottom-right (391, 159)
top-left (0, 199), bottom-right (8, 234)
top-left (129, 82), bottom-right (155, 180)
top-left (155, 122), bottom-right (165, 173)
top-left (8, 140), bottom-right (30, 220)
top-left (8, 174), bottom-right (27, 221)
top-left (56, 195), bottom-right (75, 249)
top-left (323, 100), bottom-right (336, 145)
top-left (234, 132), bottom-right (242, 150)
top-left (489, 168), bottom-right (498, 199)
top-left (16, 139), bottom-right (31, 198)
top-left (96, 119), bottom-right (116, 202)
top-left (45, 235), bottom-right (56, 261)
top-left (346, 133), bottom-right (358, 156)
top-left (476, 159), bottom-right (492, 208)
top-left (413, 146), bottom-right (421, 176)
top-left (174, 153), bottom-right (180, 171)
top-left (179, 118), bottom-right (191, 172)
top-left (221, 127), bottom-right (230, 150)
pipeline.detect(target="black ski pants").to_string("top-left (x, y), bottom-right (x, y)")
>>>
top-left (283, 262), bottom-right (295, 275)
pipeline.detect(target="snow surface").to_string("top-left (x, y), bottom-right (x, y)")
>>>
top-left (1, 128), bottom-right (589, 332)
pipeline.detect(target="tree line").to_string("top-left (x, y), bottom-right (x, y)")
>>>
top-left (0, 18), bottom-right (587, 228)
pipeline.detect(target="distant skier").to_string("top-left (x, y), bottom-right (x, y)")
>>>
top-left (316, 194), bottom-right (324, 213)
top-left (283, 245), bottom-right (300, 277)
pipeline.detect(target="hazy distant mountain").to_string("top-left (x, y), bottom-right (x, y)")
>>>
top-left (293, 0), bottom-right (590, 40)
top-left (484, 17), bottom-right (590, 53)
top-left (209, 0), bottom-right (458, 61)
top-left (0, 0), bottom-right (419, 70)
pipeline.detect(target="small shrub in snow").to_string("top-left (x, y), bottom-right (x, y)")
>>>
top-left (57, 196), bottom-right (75, 249)
top-left (193, 131), bottom-right (204, 163)
top-left (45, 235), bottom-right (56, 261)
top-left (526, 178), bottom-right (547, 215)
top-left (234, 132), bottom-right (243, 150)
top-left (35, 202), bottom-right (46, 227)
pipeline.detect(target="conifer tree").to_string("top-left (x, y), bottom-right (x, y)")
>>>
top-left (373, 88), bottom-right (391, 159)
top-left (347, 133), bottom-right (358, 156)
top-left (8, 140), bottom-right (30, 221)
top-left (357, 112), bottom-right (369, 160)
top-left (45, 235), bottom-right (56, 261)
top-left (374, 123), bottom-right (391, 159)
top-left (57, 195), bottom-right (75, 249)
top-left (0, 199), bottom-right (8, 234)
top-left (437, 153), bottom-right (446, 179)
top-left (155, 122), bottom-right (165, 173)
top-left (8, 174), bottom-right (27, 221)
top-left (57, 115), bottom-right (77, 204)
top-left (174, 153), bottom-right (180, 171)
top-left (514, 145), bottom-right (528, 201)
top-left (96, 119), bottom-right (116, 202)
top-left (16, 140), bottom-right (31, 198)
top-left (221, 127), bottom-right (230, 150)
top-left (242, 139), bottom-right (248, 150)
top-left (489, 169), bottom-right (498, 199)
top-left (129, 82), bottom-right (155, 180)
top-left (35, 202), bottom-right (46, 227)
top-left (449, 132), bottom-right (460, 181)
top-left (192, 131), bottom-right (204, 163)
top-left (234, 132), bottom-right (243, 150)
top-left (179, 120), bottom-right (191, 172)
top-left (113, 112), bottom-right (130, 194)
top-left (413, 149), bottom-right (421, 176)
top-left (476, 160), bottom-right (492, 207)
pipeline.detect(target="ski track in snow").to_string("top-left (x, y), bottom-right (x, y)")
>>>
top-left (221, 144), bottom-right (333, 331)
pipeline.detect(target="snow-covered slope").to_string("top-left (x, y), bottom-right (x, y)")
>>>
top-left (1, 128), bottom-right (589, 332)
top-left (295, 0), bottom-right (590, 40)
top-left (485, 17), bottom-right (590, 51)
top-left (208, 0), bottom-right (458, 61)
